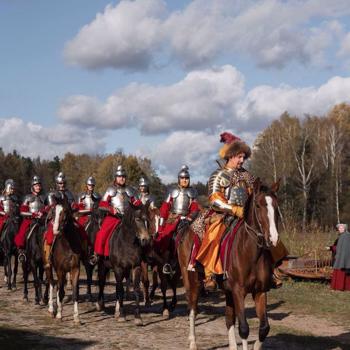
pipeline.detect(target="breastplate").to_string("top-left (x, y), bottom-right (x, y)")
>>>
top-left (171, 190), bottom-right (191, 216)
top-left (226, 181), bottom-right (248, 207)
top-left (28, 195), bottom-right (45, 213)
top-left (3, 196), bottom-right (15, 214)
top-left (110, 190), bottom-right (130, 214)
top-left (82, 194), bottom-right (95, 210)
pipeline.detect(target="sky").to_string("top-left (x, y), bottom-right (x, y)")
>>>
top-left (1, 0), bottom-right (350, 183)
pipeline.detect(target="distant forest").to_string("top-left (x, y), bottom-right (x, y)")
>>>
top-left (1, 103), bottom-right (349, 229)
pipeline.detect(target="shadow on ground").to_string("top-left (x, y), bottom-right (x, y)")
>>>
top-left (0, 326), bottom-right (96, 350)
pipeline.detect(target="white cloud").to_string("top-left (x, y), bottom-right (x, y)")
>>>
top-left (0, 118), bottom-right (106, 159)
top-left (64, 0), bottom-right (350, 70)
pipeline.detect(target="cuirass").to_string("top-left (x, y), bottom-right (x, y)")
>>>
top-left (226, 184), bottom-right (248, 207)
top-left (2, 196), bottom-right (16, 214)
top-left (82, 194), bottom-right (95, 210)
top-left (110, 189), bottom-right (130, 214)
top-left (171, 189), bottom-right (191, 216)
top-left (28, 195), bottom-right (45, 213)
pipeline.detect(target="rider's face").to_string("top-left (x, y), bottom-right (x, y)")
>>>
top-left (57, 182), bottom-right (65, 191)
top-left (33, 183), bottom-right (42, 194)
top-left (139, 185), bottom-right (147, 193)
top-left (115, 176), bottom-right (126, 186)
top-left (179, 177), bottom-right (190, 188)
top-left (226, 152), bottom-right (245, 170)
top-left (87, 184), bottom-right (94, 193)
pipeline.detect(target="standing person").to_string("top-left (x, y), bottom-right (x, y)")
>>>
top-left (92, 165), bottom-right (141, 261)
top-left (0, 179), bottom-right (19, 235)
top-left (330, 223), bottom-right (350, 291)
top-left (14, 176), bottom-right (46, 262)
top-left (155, 165), bottom-right (199, 275)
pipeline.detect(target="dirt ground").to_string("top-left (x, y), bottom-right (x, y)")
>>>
top-left (0, 268), bottom-right (349, 350)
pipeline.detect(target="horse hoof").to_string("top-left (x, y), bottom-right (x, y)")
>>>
top-left (74, 317), bottom-right (82, 325)
top-left (189, 342), bottom-right (198, 350)
top-left (116, 316), bottom-right (126, 323)
top-left (95, 302), bottom-right (104, 312)
top-left (144, 300), bottom-right (151, 308)
top-left (23, 296), bottom-right (29, 302)
top-left (162, 309), bottom-right (170, 318)
top-left (134, 318), bottom-right (143, 326)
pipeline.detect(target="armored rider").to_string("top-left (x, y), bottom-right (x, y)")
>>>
top-left (155, 165), bottom-right (199, 275)
top-left (14, 176), bottom-right (47, 262)
top-left (0, 179), bottom-right (19, 237)
top-left (137, 177), bottom-right (156, 209)
top-left (196, 133), bottom-right (253, 291)
top-left (92, 165), bottom-right (141, 261)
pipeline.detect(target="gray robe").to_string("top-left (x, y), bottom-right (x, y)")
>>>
top-left (333, 231), bottom-right (350, 270)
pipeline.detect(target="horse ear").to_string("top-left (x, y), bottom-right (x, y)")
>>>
top-left (271, 178), bottom-right (281, 193)
top-left (253, 178), bottom-right (261, 193)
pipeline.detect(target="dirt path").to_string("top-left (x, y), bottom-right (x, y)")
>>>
top-left (0, 270), bottom-right (349, 350)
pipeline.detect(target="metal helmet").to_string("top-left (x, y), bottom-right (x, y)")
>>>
top-left (55, 172), bottom-right (66, 184)
top-left (115, 165), bottom-right (127, 177)
top-left (139, 177), bottom-right (149, 187)
top-left (4, 179), bottom-right (15, 193)
top-left (86, 176), bottom-right (96, 186)
top-left (31, 175), bottom-right (41, 187)
top-left (178, 165), bottom-right (190, 181)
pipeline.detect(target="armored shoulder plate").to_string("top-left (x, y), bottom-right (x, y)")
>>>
top-left (125, 186), bottom-right (136, 198)
top-left (64, 190), bottom-right (75, 204)
top-left (77, 192), bottom-right (86, 202)
top-left (102, 186), bottom-right (117, 201)
top-left (208, 168), bottom-right (234, 197)
top-left (92, 192), bottom-right (101, 201)
top-left (186, 187), bottom-right (198, 199)
top-left (22, 194), bottom-right (35, 205)
top-left (0, 195), bottom-right (5, 203)
top-left (46, 191), bottom-right (57, 206)
top-left (171, 187), bottom-right (180, 198)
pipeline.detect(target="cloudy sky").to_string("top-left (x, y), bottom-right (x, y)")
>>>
top-left (1, 0), bottom-right (350, 182)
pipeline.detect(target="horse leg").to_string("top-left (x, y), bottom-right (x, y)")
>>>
top-left (141, 261), bottom-right (150, 307)
top-left (132, 266), bottom-right (143, 326)
top-left (12, 253), bottom-right (18, 289)
top-left (31, 261), bottom-right (41, 305)
top-left (71, 267), bottom-right (81, 324)
top-left (253, 292), bottom-right (270, 350)
top-left (96, 260), bottom-right (107, 311)
top-left (84, 262), bottom-right (93, 302)
top-left (45, 267), bottom-right (54, 316)
top-left (169, 271), bottom-right (178, 311)
top-left (7, 254), bottom-right (12, 290)
top-left (23, 261), bottom-right (29, 302)
top-left (114, 268), bottom-right (126, 322)
top-left (159, 269), bottom-right (169, 318)
top-left (149, 265), bottom-right (158, 301)
top-left (56, 271), bottom-right (65, 320)
top-left (233, 287), bottom-right (249, 350)
top-left (225, 291), bottom-right (237, 350)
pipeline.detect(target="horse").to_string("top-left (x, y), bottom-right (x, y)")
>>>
top-left (0, 216), bottom-right (20, 290)
top-left (45, 196), bottom-right (82, 323)
top-left (96, 203), bottom-right (152, 325)
top-left (177, 179), bottom-right (280, 350)
top-left (22, 218), bottom-right (46, 304)
top-left (224, 179), bottom-right (280, 350)
top-left (81, 208), bottom-right (102, 301)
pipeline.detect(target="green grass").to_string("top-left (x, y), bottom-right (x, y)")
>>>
top-left (269, 280), bottom-right (350, 324)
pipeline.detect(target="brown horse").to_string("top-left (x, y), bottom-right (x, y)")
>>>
top-left (224, 179), bottom-right (280, 350)
top-left (45, 197), bottom-right (82, 323)
top-left (178, 179), bottom-right (280, 350)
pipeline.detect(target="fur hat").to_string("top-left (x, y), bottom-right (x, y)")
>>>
top-left (218, 132), bottom-right (251, 160)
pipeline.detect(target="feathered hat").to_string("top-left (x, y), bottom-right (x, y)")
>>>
top-left (218, 132), bottom-right (251, 160)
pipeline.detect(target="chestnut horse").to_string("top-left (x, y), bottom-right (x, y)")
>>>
top-left (178, 179), bottom-right (280, 350)
top-left (45, 197), bottom-right (82, 323)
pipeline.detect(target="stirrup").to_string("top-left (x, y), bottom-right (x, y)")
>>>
top-left (89, 253), bottom-right (99, 266)
top-left (162, 263), bottom-right (174, 276)
top-left (18, 251), bottom-right (26, 263)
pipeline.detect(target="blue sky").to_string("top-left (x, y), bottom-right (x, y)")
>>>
top-left (1, 0), bottom-right (350, 182)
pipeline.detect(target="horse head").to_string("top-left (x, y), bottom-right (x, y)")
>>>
top-left (249, 178), bottom-right (280, 248)
top-left (52, 195), bottom-right (71, 236)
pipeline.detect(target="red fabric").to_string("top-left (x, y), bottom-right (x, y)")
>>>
top-left (159, 200), bottom-right (172, 224)
top-left (220, 219), bottom-right (243, 272)
top-left (187, 201), bottom-right (200, 219)
top-left (154, 219), bottom-right (179, 253)
top-left (45, 222), bottom-right (54, 245)
top-left (14, 218), bottom-right (32, 248)
top-left (94, 216), bottom-right (121, 256)
top-left (331, 269), bottom-right (350, 291)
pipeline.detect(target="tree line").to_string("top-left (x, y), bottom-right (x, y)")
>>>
top-left (250, 103), bottom-right (350, 230)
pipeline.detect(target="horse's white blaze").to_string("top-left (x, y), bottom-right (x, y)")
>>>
top-left (254, 339), bottom-right (263, 350)
top-left (53, 205), bottom-right (63, 235)
top-left (228, 325), bottom-right (238, 350)
top-left (265, 196), bottom-right (278, 246)
top-left (56, 290), bottom-right (62, 318)
top-left (48, 284), bottom-right (54, 313)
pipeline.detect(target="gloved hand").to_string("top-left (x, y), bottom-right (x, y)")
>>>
top-left (232, 205), bottom-right (244, 219)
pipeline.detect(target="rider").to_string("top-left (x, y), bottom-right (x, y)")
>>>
top-left (155, 165), bottom-right (199, 275)
top-left (196, 132), bottom-right (254, 291)
top-left (14, 176), bottom-right (47, 262)
top-left (0, 179), bottom-right (19, 238)
top-left (92, 165), bottom-right (141, 261)
top-left (137, 177), bottom-right (156, 209)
